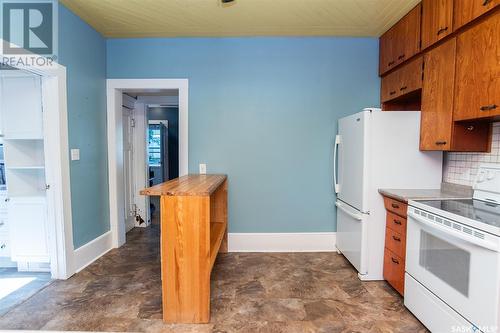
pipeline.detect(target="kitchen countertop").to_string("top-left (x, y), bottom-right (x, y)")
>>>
top-left (140, 174), bottom-right (227, 196)
top-left (378, 183), bottom-right (473, 203)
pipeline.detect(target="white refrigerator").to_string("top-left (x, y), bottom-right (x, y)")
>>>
top-left (334, 108), bottom-right (442, 281)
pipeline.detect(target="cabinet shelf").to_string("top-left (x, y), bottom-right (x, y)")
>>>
top-left (209, 222), bottom-right (226, 271)
top-left (6, 166), bottom-right (45, 170)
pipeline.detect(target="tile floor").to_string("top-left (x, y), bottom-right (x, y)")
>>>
top-left (0, 268), bottom-right (52, 316)
top-left (0, 226), bottom-right (427, 332)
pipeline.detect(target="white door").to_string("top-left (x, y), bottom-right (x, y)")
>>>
top-left (335, 200), bottom-right (369, 275)
top-left (132, 103), bottom-right (148, 226)
top-left (337, 111), bottom-right (370, 213)
top-left (8, 197), bottom-right (49, 263)
top-left (123, 108), bottom-right (135, 232)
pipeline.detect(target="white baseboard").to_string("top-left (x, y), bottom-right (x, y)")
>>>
top-left (228, 232), bottom-right (336, 252)
top-left (73, 231), bottom-right (112, 273)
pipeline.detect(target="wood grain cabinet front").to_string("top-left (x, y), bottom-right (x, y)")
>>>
top-left (454, 0), bottom-right (500, 31)
top-left (454, 12), bottom-right (500, 121)
top-left (383, 246), bottom-right (405, 295)
top-left (421, 0), bottom-right (454, 49)
top-left (379, 4), bottom-right (421, 75)
top-left (381, 57), bottom-right (423, 103)
top-left (382, 196), bottom-right (407, 296)
top-left (420, 37), bottom-right (492, 151)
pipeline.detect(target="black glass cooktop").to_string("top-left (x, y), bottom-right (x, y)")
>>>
top-left (417, 199), bottom-right (500, 228)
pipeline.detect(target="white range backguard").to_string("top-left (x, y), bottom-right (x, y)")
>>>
top-left (335, 108), bottom-right (443, 281)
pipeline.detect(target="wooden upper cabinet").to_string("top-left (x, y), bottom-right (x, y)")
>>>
top-left (421, 37), bottom-right (492, 152)
top-left (379, 4), bottom-right (421, 75)
top-left (420, 39), bottom-right (456, 150)
top-left (379, 27), bottom-right (395, 76)
top-left (421, 0), bottom-right (454, 49)
top-left (454, 12), bottom-right (500, 121)
top-left (454, 0), bottom-right (500, 31)
top-left (381, 57), bottom-right (423, 103)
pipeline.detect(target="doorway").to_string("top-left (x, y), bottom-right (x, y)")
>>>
top-left (106, 79), bottom-right (188, 248)
top-left (147, 106), bottom-right (180, 225)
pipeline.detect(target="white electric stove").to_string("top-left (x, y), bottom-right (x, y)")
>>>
top-left (406, 164), bottom-right (500, 333)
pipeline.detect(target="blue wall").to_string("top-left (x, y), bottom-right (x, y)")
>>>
top-left (107, 38), bottom-right (380, 232)
top-left (59, 4), bottom-right (110, 248)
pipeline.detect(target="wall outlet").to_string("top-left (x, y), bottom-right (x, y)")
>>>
top-left (199, 163), bottom-right (207, 174)
top-left (70, 149), bottom-right (80, 161)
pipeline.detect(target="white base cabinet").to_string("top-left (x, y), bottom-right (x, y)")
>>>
top-left (8, 197), bottom-right (49, 264)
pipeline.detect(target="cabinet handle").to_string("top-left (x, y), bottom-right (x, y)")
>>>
top-left (389, 91), bottom-right (397, 95)
top-left (0, 244), bottom-right (5, 249)
top-left (435, 141), bottom-right (447, 145)
top-left (388, 61), bottom-right (395, 66)
top-left (4, 198), bottom-right (9, 202)
top-left (398, 54), bottom-right (405, 60)
top-left (394, 219), bottom-right (402, 225)
top-left (466, 125), bottom-right (475, 131)
top-left (391, 203), bottom-right (400, 209)
top-left (391, 257), bottom-right (399, 264)
top-left (437, 27), bottom-right (449, 35)
top-left (480, 104), bottom-right (497, 111)
top-left (392, 235), bottom-right (401, 242)
top-left (483, 0), bottom-right (492, 5)
top-left (400, 86), bottom-right (407, 91)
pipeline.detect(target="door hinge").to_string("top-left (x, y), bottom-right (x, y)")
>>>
top-left (130, 119), bottom-right (136, 128)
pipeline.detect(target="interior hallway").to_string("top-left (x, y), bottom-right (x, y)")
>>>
top-left (0, 226), bottom-right (427, 332)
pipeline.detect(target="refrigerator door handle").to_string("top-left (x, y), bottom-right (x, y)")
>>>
top-left (333, 135), bottom-right (341, 193)
top-left (335, 201), bottom-right (363, 221)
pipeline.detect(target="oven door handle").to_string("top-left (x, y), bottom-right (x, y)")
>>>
top-left (408, 211), bottom-right (500, 252)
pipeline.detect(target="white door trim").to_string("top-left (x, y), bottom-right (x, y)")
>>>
top-left (1, 44), bottom-right (74, 279)
top-left (106, 79), bottom-right (189, 248)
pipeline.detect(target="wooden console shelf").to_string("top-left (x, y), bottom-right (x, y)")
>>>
top-left (140, 174), bottom-right (228, 323)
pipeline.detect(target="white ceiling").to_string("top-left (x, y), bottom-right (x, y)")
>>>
top-left (60, 0), bottom-right (420, 38)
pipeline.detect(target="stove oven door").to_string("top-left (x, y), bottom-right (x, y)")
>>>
top-left (406, 208), bottom-right (500, 331)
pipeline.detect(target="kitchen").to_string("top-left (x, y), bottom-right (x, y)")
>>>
top-left (0, 0), bottom-right (498, 332)
top-left (334, 1), bottom-right (500, 331)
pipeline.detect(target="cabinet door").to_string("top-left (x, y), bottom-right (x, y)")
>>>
top-left (400, 3), bottom-right (422, 64)
top-left (379, 27), bottom-right (396, 75)
top-left (379, 4), bottom-right (421, 75)
top-left (420, 39), bottom-right (456, 151)
top-left (454, 13), bottom-right (500, 121)
top-left (381, 69), bottom-right (399, 102)
top-left (397, 57), bottom-right (423, 96)
top-left (422, 0), bottom-right (454, 49)
top-left (454, 0), bottom-right (500, 30)
top-left (383, 248), bottom-right (405, 295)
top-left (8, 197), bottom-right (49, 263)
top-left (381, 57), bottom-right (422, 103)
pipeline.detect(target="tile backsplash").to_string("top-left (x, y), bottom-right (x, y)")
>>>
top-left (443, 122), bottom-right (500, 186)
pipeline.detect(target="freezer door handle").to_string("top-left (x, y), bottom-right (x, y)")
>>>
top-left (333, 135), bottom-right (340, 193)
top-left (335, 201), bottom-right (363, 221)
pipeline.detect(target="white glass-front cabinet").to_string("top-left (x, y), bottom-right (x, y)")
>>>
top-left (0, 73), bottom-right (50, 271)
top-left (0, 75), bottom-right (43, 139)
